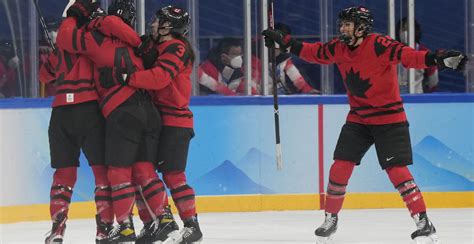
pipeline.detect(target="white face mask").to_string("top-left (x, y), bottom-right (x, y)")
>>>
top-left (230, 55), bottom-right (243, 69)
top-left (399, 30), bottom-right (408, 44)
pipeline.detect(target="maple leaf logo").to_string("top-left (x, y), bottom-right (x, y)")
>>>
top-left (344, 68), bottom-right (372, 98)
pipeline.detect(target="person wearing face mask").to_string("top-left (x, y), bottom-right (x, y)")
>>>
top-left (263, 6), bottom-right (467, 244)
top-left (273, 23), bottom-right (320, 95)
top-left (198, 37), bottom-right (260, 95)
top-left (396, 18), bottom-right (438, 93)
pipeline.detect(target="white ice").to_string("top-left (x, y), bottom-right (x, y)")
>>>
top-left (1, 208), bottom-right (473, 244)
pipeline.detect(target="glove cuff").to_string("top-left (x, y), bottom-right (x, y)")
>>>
top-left (425, 52), bottom-right (437, 67)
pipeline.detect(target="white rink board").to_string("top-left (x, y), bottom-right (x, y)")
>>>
top-left (1, 208), bottom-right (472, 244)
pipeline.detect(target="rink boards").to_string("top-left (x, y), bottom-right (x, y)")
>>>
top-left (0, 94), bottom-right (473, 223)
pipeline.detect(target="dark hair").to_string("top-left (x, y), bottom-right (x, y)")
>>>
top-left (395, 17), bottom-right (422, 43)
top-left (207, 37), bottom-right (242, 67)
top-left (216, 37), bottom-right (242, 55)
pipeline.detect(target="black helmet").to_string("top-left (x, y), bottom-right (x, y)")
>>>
top-left (338, 6), bottom-right (374, 36)
top-left (108, 0), bottom-right (136, 26)
top-left (155, 5), bottom-right (190, 35)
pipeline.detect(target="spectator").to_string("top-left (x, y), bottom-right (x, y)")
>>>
top-left (396, 17), bottom-right (438, 93)
top-left (0, 40), bottom-right (19, 98)
top-left (273, 23), bottom-right (319, 95)
top-left (198, 37), bottom-right (260, 95)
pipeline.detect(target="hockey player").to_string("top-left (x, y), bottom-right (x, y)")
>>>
top-left (40, 1), bottom-right (113, 243)
top-left (108, 5), bottom-right (203, 244)
top-left (56, 0), bottom-right (174, 243)
top-left (262, 6), bottom-right (467, 244)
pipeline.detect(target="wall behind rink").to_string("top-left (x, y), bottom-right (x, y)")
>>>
top-left (0, 95), bottom-right (473, 222)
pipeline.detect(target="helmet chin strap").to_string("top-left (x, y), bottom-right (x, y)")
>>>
top-left (340, 27), bottom-right (364, 48)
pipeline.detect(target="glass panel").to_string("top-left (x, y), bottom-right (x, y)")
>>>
top-left (196, 1), bottom-right (249, 96)
top-left (272, 0), bottom-right (323, 95)
top-left (413, 0), bottom-right (466, 93)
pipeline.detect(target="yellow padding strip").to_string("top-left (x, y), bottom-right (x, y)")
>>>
top-left (1, 192), bottom-right (472, 224)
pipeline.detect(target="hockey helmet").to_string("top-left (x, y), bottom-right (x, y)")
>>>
top-left (154, 5), bottom-right (190, 36)
top-left (338, 6), bottom-right (374, 36)
top-left (108, 0), bottom-right (136, 26)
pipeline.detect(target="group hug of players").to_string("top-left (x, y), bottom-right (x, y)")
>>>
top-left (39, 0), bottom-right (201, 243)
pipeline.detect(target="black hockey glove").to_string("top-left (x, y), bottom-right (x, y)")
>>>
top-left (262, 28), bottom-right (303, 55)
top-left (134, 35), bottom-right (154, 56)
top-left (133, 35), bottom-right (158, 69)
top-left (98, 67), bottom-right (132, 88)
top-left (67, 0), bottom-right (101, 27)
top-left (426, 50), bottom-right (468, 72)
top-left (141, 48), bottom-right (158, 70)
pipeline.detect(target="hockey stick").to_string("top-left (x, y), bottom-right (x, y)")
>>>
top-left (267, 0), bottom-right (283, 170)
top-left (32, 0), bottom-right (56, 52)
top-left (136, 185), bottom-right (158, 221)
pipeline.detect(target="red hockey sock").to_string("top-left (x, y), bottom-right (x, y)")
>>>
top-left (108, 166), bottom-right (135, 223)
top-left (133, 162), bottom-right (168, 220)
top-left (163, 171), bottom-right (196, 220)
top-left (91, 165), bottom-right (113, 224)
top-left (386, 166), bottom-right (426, 216)
top-left (325, 160), bottom-right (355, 214)
top-left (50, 167), bottom-right (77, 220)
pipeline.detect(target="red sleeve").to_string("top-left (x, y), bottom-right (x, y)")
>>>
top-left (374, 34), bottom-right (429, 69)
top-left (56, 17), bottom-right (96, 55)
top-left (129, 41), bottom-right (191, 90)
top-left (86, 16), bottom-right (141, 47)
top-left (39, 52), bottom-right (58, 84)
top-left (298, 39), bottom-right (338, 65)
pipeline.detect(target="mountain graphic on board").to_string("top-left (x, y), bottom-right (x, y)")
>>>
top-left (235, 148), bottom-right (317, 193)
top-left (413, 136), bottom-right (474, 181)
top-left (191, 160), bottom-right (273, 195)
top-left (410, 152), bottom-right (473, 191)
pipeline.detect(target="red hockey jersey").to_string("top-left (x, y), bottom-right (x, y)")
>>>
top-left (128, 38), bottom-right (193, 128)
top-left (56, 16), bottom-right (142, 117)
top-left (38, 48), bottom-right (98, 107)
top-left (298, 33), bottom-right (430, 125)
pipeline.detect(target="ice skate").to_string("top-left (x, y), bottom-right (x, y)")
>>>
top-left (180, 215), bottom-right (203, 244)
top-left (411, 212), bottom-right (440, 244)
top-left (106, 216), bottom-right (136, 244)
top-left (95, 214), bottom-right (113, 244)
top-left (147, 206), bottom-right (182, 244)
top-left (45, 212), bottom-right (67, 244)
top-left (314, 212), bottom-right (338, 244)
top-left (135, 221), bottom-right (154, 244)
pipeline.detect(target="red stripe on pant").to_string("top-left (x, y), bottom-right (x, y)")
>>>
top-left (50, 167), bottom-right (77, 220)
top-left (324, 160), bottom-right (355, 214)
top-left (108, 166), bottom-right (135, 223)
top-left (386, 166), bottom-right (426, 216)
top-left (163, 171), bottom-right (196, 220)
top-left (133, 162), bottom-right (169, 223)
top-left (92, 165), bottom-right (113, 224)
